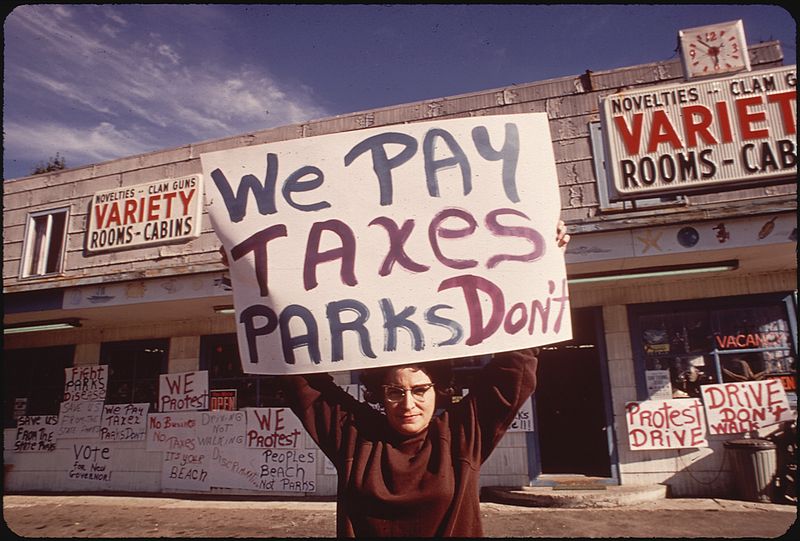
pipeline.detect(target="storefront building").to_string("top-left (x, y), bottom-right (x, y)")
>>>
top-left (4, 31), bottom-right (796, 498)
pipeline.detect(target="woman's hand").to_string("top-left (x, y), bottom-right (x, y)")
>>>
top-left (556, 219), bottom-right (570, 249)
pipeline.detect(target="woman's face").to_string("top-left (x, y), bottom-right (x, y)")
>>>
top-left (382, 366), bottom-right (436, 436)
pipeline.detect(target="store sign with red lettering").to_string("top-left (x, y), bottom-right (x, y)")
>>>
top-left (86, 174), bottom-right (202, 252)
top-left (600, 66), bottom-right (796, 200)
top-left (201, 113), bottom-right (570, 375)
top-left (713, 331), bottom-right (788, 349)
top-left (243, 407), bottom-right (304, 449)
top-left (209, 389), bottom-right (237, 411)
top-left (625, 398), bottom-right (709, 450)
top-left (700, 380), bottom-right (793, 435)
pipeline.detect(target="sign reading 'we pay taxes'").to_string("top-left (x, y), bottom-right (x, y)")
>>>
top-left (201, 113), bottom-right (570, 375)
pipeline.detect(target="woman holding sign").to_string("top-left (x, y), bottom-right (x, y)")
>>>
top-left (279, 222), bottom-right (569, 537)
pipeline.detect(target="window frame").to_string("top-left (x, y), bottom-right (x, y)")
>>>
top-left (628, 292), bottom-right (798, 402)
top-left (100, 339), bottom-right (169, 413)
top-left (200, 334), bottom-right (287, 409)
top-left (3, 345), bottom-right (75, 427)
top-left (19, 207), bottom-right (70, 279)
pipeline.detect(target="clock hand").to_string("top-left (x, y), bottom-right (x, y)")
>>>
top-left (696, 38), bottom-right (713, 49)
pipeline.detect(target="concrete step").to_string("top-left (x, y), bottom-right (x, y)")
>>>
top-left (481, 483), bottom-right (667, 508)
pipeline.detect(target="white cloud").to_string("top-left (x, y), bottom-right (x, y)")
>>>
top-left (4, 5), bottom-right (331, 177)
top-left (157, 44), bottom-right (181, 65)
top-left (4, 120), bottom-right (156, 167)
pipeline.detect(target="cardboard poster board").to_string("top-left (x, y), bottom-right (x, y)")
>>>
top-left (14, 415), bottom-right (59, 452)
top-left (57, 400), bottom-right (104, 439)
top-left (201, 113), bottom-right (570, 375)
top-left (243, 407), bottom-right (305, 449)
top-left (63, 365), bottom-right (108, 402)
top-left (67, 443), bottom-right (112, 483)
top-left (99, 403), bottom-right (149, 441)
top-left (158, 370), bottom-right (209, 412)
top-left (701, 380), bottom-right (793, 435)
top-left (625, 398), bottom-right (709, 450)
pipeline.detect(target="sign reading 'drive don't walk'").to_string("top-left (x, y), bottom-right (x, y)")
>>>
top-left (201, 113), bottom-right (570, 375)
top-left (86, 174), bottom-right (203, 253)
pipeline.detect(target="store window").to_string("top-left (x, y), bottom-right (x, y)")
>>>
top-left (100, 339), bottom-right (168, 413)
top-left (20, 208), bottom-right (69, 278)
top-left (3, 345), bottom-right (74, 427)
top-left (200, 334), bottom-right (287, 409)
top-left (629, 293), bottom-right (797, 407)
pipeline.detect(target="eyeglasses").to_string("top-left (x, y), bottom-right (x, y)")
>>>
top-left (381, 383), bottom-right (435, 403)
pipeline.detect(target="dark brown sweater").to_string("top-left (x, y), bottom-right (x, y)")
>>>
top-left (282, 348), bottom-right (537, 537)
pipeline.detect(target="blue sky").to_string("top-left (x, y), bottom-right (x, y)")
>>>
top-left (2, 4), bottom-right (795, 180)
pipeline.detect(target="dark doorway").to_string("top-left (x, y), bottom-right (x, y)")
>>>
top-left (535, 307), bottom-right (612, 477)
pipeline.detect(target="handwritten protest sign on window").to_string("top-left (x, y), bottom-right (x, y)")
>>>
top-left (158, 370), bottom-right (209, 412)
top-left (206, 445), bottom-right (317, 493)
top-left (145, 411), bottom-right (199, 452)
top-left (625, 398), bottom-right (708, 450)
top-left (700, 380), bottom-right (792, 435)
top-left (100, 403), bottom-right (149, 441)
top-left (67, 443), bottom-right (112, 483)
top-left (57, 400), bottom-right (104, 439)
top-left (14, 415), bottom-right (58, 452)
top-left (508, 396), bottom-right (534, 432)
top-left (161, 446), bottom-right (210, 492)
top-left (196, 410), bottom-right (246, 448)
top-left (243, 407), bottom-right (305, 449)
top-left (146, 411), bottom-right (210, 490)
top-left (201, 113), bottom-right (569, 375)
top-left (63, 365), bottom-right (108, 401)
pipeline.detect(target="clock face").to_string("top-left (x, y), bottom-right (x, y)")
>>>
top-left (679, 20), bottom-right (750, 79)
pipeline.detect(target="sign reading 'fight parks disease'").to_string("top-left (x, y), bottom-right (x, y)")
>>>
top-left (86, 174), bottom-right (202, 252)
top-left (202, 113), bottom-right (571, 375)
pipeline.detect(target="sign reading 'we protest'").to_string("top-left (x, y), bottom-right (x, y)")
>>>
top-left (201, 113), bottom-right (570, 374)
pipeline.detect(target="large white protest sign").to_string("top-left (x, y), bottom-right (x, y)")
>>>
top-left (100, 403), bottom-right (149, 442)
top-left (159, 370), bottom-right (209, 412)
top-left (625, 399), bottom-right (708, 450)
top-left (14, 415), bottom-right (59, 452)
top-left (196, 410), bottom-right (246, 448)
top-left (701, 380), bottom-right (793, 435)
top-left (67, 443), bottom-right (112, 484)
top-left (201, 113), bottom-right (570, 374)
top-left (57, 400), bottom-right (104, 439)
top-left (243, 407), bottom-right (305, 449)
top-left (207, 445), bottom-right (317, 493)
top-left (63, 365), bottom-right (108, 401)
top-left (161, 446), bottom-right (210, 492)
top-left (146, 411), bottom-right (199, 452)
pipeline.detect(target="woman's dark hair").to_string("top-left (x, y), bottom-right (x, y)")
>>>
top-left (360, 360), bottom-right (455, 406)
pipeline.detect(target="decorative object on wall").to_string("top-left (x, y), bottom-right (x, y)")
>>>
top-left (636, 230), bottom-right (664, 253)
top-left (676, 227), bottom-right (700, 248)
top-left (679, 19), bottom-right (750, 80)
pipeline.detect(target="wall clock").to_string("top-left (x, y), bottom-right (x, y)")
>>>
top-left (679, 20), bottom-right (750, 80)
